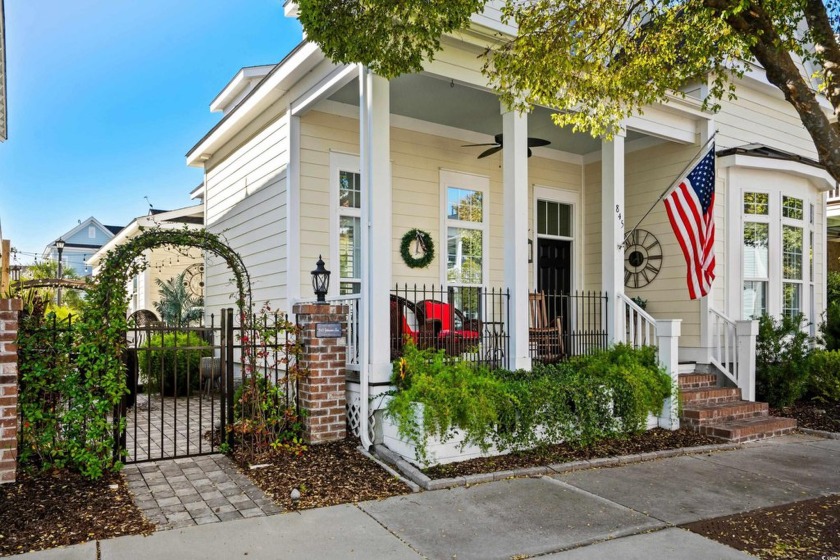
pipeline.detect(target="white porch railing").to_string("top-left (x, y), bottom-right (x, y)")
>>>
top-left (323, 293), bottom-right (361, 371)
top-left (618, 293), bottom-right (656, 349)
top-left (708, 307), bottom-right (757, 401)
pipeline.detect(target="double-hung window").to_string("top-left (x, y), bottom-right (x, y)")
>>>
top-left (331, 153), bottom-right (362, 295)
top-left (742, 192), bottom-right (770, 319)
top-left (782, 196), bottom-right (804, 317)
top-left (441, 171), bottom-right (489, 319)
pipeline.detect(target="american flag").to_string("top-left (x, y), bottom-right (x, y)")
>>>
top-left (664, 144), bottom-right (716, 300)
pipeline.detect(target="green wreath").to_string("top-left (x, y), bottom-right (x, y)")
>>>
top-left (400, 228), bottom-right (435, 269)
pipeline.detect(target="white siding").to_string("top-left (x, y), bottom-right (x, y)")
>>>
top-left (203, 111), bottom-right (290, 318)
top-left (716, 83), bottom-right (819, 159)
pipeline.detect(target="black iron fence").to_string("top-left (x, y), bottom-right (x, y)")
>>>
top-left (119, 308), bottom-right (300, 463)
top-left (530, 290), bottom-right (609, 364)
top-left (391, 284), bottom-right (510, 370)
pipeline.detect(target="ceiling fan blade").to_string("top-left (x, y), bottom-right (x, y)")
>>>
top-left (478, 145), bottom-right (503, 159)
top-left (527, 137), bottom-right (551, 148)
top-left (527, 148), bottom-right (533, 158)
top-left (462, 142), bottom-right (500, 147)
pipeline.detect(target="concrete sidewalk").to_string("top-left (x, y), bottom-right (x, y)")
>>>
top-left (15, 434), bottom-right (840, 560)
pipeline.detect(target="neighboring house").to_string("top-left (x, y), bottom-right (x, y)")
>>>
top-left (88, 205), bottom-right (204, 319)
top-left (186, 3), bottom-right (831, 449)
top-left (43, 217), bottom-right (123, 278)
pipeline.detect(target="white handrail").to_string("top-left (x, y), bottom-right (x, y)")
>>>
top-left (708, 307), bottom-right (739, 386)
top-left (618, 293), bottom-right (656, 349)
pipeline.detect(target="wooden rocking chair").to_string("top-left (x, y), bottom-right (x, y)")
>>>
top-left (529, 292), bottom-right (565, 363)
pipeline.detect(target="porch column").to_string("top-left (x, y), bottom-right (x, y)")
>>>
top-left (601, 131), bottom-right (626, 344)
top-left (656, 319), bottom-right (681, 430)
top-left (502, 107), bottom-right (531, 370)
top-left (360, 68), bottom-right (392, 384)
top-left (735, 319), bottom-right (757, 401)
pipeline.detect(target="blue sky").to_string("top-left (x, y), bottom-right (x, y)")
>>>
top-left (0, 1), bottom-right (302, 263)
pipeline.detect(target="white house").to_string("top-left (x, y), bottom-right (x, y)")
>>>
top-left (88, 205), bottom-right (205, 319)
top-left (185, 2), bottom-right (831, 452)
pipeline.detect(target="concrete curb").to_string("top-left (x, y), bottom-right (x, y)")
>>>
top-left (798, 427), bottom-right (840, 440)
top-left (357, 445), bottom-right (422, 493)
top-left (372, 442), bottom-right (743, 491)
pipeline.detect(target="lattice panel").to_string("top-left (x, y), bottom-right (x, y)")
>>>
top-left (346, 393), bottom-right (375, 440)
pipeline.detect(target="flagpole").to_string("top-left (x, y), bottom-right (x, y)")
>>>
top-left (622, 133), bottom-right (717, 246)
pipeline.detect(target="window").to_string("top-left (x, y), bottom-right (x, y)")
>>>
top-left (744, 192), bottom-right (769, 215)
top-left (537, 200), bottom-right (572, 237)
top-left (743, 221), bottom-right (769, 318)
top-left (89, 226), bottom-right (96, 238)
top-left (330, 153), bottom-right (362, 297)
top-left (441, 171), bottom-right (489, 319)
top-left (338, 170), bottom-right (361, 295)
top-left (740, 190), bottom-right (817, 322)
top-left (782, 196), bottom-right (803, 220)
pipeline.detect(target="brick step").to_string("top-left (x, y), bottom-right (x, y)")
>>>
top-left (693, 416), bottom-right (798, 443)
top-left (678, 373), bottom-right (717, 389)
top-left (680, 387), bottom-right (742, 405)
top-left (680, 400), bottom-right (769, 427)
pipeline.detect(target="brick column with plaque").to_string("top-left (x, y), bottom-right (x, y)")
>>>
top-left (293, 303), bottom-right (348, 444)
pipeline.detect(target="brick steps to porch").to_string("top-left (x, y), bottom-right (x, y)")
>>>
top-left (678, 374), bottom-right (796, 443)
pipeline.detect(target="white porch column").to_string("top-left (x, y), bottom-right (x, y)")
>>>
top-left (698, 119), bottom-right (716, 363)
top-left (360, 68), bottom-right (392, 384)
top-left (601, 131), bottom-right (626, 343)
top-left (656, 319), bottom-right (682, 430)
top-left (502, 107), bottom-right (531, 371)
top-left (735, 319), bottom-right (757, 401)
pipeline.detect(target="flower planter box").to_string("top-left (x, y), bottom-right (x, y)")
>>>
top-left (380, 400), bottom-right (666, 468)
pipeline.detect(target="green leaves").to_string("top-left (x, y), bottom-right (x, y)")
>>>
top-left (386, 343), bottom-right (672, 464)
top-left (297, 0), bottom-right (488, 78)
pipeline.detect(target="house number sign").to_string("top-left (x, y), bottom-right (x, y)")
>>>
top-left (315, 322), bottom-right (342, 338)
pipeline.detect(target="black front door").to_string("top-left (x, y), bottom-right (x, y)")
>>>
top-left (537, 238), bottom-right (571, 324)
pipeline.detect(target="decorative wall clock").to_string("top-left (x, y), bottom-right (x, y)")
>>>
top-left (183, 263), bottom-right (205, 298)
top-left (624, 229), bottom-right (663, 288)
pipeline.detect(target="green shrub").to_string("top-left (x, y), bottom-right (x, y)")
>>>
top-left (756, 314), bottom-right (813, 408)
top-left (807, 349), bottom-right (840, 404)
top-left (386, 342), bottom-right (672, 464)
top-left (138, 331), bottom-right (212, 397)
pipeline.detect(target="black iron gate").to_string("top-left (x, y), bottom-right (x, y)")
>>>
top-left (117, 308), bottom-right (236, 464)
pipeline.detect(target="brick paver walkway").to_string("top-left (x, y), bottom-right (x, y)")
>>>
top-left (125, 393), bottom-right (223, 462)
top-left (122, 454), bottom-right (282, 530)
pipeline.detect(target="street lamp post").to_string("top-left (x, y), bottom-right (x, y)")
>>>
top-left (55, 238), bottom-right (65, 306)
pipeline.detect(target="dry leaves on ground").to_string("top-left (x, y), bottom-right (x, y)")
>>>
top-left (0, 470), bottom-right (154, 557)
top-left (682, 494), bottom-right (840, 559)
top-left (235, 438), bottom-right (412, 511)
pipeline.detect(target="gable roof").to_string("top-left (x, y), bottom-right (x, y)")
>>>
top-left (42, 216), bottom-right (118, 258)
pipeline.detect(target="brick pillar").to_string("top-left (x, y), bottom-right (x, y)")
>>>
top-left (293, 303), bottom-right (348, 444)
top-left (0, 299), bottom-right (22, 484)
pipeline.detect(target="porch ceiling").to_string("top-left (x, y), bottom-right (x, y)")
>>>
top-left (328, 73), bottom-right (645, 156)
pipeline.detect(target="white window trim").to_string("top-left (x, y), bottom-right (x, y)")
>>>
top-left (532, 185), bottom-right (581, 293)
top-left (329, 151), bottom-right (361, 298)
top-left (734, 185), bottom-right (816, 322)
top-left (439, 169), bottom-right (490, 288)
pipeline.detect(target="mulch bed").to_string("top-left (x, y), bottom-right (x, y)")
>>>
top-left (0, 470), bottom-right (154, 557)
top-left (423, 428), bottom-right (719, 479)
top-left (682, 494), bottom-right (840, 559)
top-left (234, 438), bottom-right (412, 511)
top-left (772, 400), bottom-right (840, 433)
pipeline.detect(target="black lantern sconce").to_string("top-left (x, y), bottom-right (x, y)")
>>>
top-left (528, 238), bottom-right (533, 264)
top-left (311, 255), bottom-right (331, 303)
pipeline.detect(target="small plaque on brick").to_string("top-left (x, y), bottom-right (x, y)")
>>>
top-left (315, 322), bottom-right (342, 338)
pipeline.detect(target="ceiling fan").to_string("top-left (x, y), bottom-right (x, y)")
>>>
top-left (462, 133), bottom-right (551, 159)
